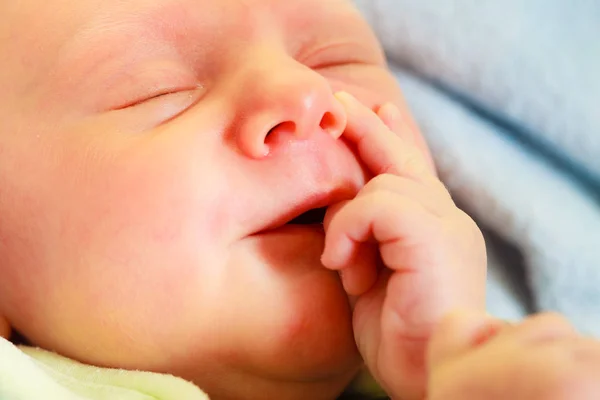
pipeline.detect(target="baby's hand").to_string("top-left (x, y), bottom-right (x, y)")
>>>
top-left (428, 312), bottom-right (600, 400)
top-left (321, 92), bottom-right (487, 399)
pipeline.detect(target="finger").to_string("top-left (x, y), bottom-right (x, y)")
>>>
top-left (357, 174), bottom-right (454, 217)
top-left (509, 313), bottom-right (578, 344)
top-left (569, 337), bottom-right (600, 364)
top-left (323, 200), bottom-right (348, 234)
top-left (324, 201), bottom-right (381, 295)
top-left (377, 102), bottom-right (422, 151)
top-left (377, 102), bottom-right (438, 175)
top-left (321, 192), bottom-right (438, 271)
top-left (353, 268), bottom-right (390, 364)
top-left (568, 339), bottom-right (600, 399)
top-left (427, 311), bottom-right (508, 371)
top-left (335, 91), bottom-right (433, 184)
top-left (531, 337), bottom-right (600, 400)
top-left (375, 269), bottom-right (487, 399)
top-left (377, 102), bottom-right (405, 137)
top-left (338, 244), bottom-right (381, 296)
top-left (375, 276), bottom-right (434, 400)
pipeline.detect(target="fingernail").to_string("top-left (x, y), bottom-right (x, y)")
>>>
top-left (321, 251), bottom-right (332, 268)
top-left (321, 245), bottom-right (340, 270)
top-left (327, 99), bottom-right (347, 140)
top-left (334, 91), bottom-right (354, 105)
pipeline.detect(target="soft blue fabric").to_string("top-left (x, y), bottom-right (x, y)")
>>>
top-left (354, 0), bottom-right (600, 335)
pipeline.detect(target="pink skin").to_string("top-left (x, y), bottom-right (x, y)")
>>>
top-left (0, 0), bottom-right (439, 399)
top-left (0, 2), bottom-right (587, 398)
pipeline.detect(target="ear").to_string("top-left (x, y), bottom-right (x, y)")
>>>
top-left (0, 315), bottom-right (11, 339)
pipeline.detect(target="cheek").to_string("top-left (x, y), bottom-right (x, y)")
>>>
top-left (65, 145), bottom-right (221, 304)
top-left (7, 132), bottom-right (233, 367)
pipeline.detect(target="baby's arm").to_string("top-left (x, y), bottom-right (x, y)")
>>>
top-left (428, 311), bottom-right (600, 400)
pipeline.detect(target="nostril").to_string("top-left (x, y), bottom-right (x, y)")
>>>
top-left (320, 110), bottom-right (345, 139)
top-left (265, 121), bottom-right (297, 143)
top-left (320, 112), bottom-right (337, 134)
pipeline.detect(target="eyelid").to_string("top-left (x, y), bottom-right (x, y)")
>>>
top-left (100, 61), bottom-right (200, 111)
top-left (300, 41), bottom-right (383, 69)
top-left (108, 87), bottom-right (204, 133)
top-left (134, 88), bottom-right (203, 124)
top-left (111, 83), bottom-right (203, 111)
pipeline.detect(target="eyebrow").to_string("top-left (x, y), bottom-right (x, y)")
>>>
top-left (54, 0), bottom-right (383, 90)
top-left (286, 4), bottom-right (385, 65)
top-left (57, 0), bottom-right (223, 73)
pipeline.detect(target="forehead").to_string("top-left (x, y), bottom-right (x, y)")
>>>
top-left (0, 0), bottom-right (383, 114)
top-left (2, 0), bottom-right (370, 71)
top-left (5, 0), bottom-right (360, 40)
top-left (77, 0), bottom-right (364, 50)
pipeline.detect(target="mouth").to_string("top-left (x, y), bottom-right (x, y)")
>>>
top-left (255, 197), bottom-right (337, 236)
top-left (286, 207), bottom-right (327, 226)
top-left (252, 185), bottom-right (359, 237)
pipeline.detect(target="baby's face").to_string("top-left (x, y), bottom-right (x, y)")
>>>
top-left (0, 0), bottom-right (411, 398)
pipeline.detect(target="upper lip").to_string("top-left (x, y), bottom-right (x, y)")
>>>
top-left (244, 132), bottom-right (368, 237)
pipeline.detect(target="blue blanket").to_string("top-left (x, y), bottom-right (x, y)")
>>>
top-left (354, 0), bottom-right (600, 336)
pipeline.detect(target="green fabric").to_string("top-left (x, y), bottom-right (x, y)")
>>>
top-left (0, 337), bottom-right (208, 400)
top-left (1, 336), bottom-right (387, 399)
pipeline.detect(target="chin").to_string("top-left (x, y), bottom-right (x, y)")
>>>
top-left (225, 229), bottom-right (362, 385)
top-left (172, 270), bottom-right (361, 400)
top-left (238, 283), bottom-right (362, 400)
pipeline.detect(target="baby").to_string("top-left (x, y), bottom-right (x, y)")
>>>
top-left (0, 0), bottom-right (599, 399)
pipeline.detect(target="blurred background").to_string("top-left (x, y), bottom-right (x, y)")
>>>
top-left (353, 0), bottom-right (600, 336)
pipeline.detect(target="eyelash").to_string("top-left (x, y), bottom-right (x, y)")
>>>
top-left (309, 58), bottom-right (371, 71)
top-left (112, 85), bottom-right (200, 111)
top-left (302, 46), bottom-right (377, 71)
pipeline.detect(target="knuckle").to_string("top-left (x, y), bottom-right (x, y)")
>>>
top-left (348, 193), bottom-right (385, 221)
top-left (426, 175), bottom-right (449, 192)
top-left (432, 180), bottom-right (454, 201)
top-left (454, 209), bottom-right (478, 228)
top-left (363, 174), bottom-right (396, 192)
top-left (435, 311), bottom-right (470, 335)
top-left (400, 151), bottom-right (426, 175)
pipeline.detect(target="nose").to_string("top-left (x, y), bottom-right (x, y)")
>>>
top-left (232, 51), bottom-right (347, 158)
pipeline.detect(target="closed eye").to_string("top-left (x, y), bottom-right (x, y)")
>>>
top-left (111, 83), bottom-right (203, 111)
top-left (105, 87), bottom-right (204, 132)
top-left (300, 40), bottom-right (385, 71)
